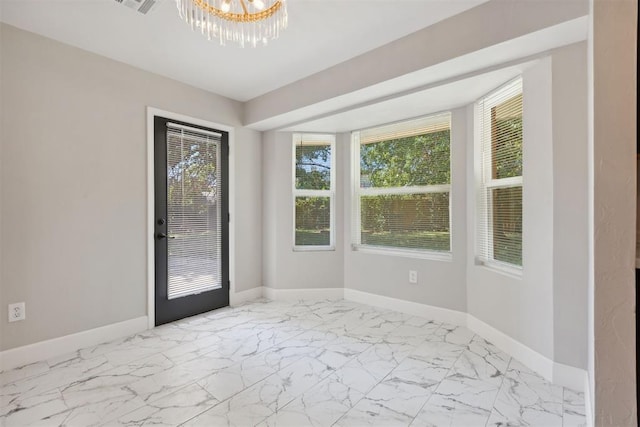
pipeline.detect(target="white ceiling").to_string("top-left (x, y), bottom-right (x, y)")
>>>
top-left (0, 0), bottom-right (487, 101)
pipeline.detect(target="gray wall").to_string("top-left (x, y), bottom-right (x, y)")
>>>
top-left (465, 44), bottom-right (589, 367)
top-left (262, 131), bottom-right (344, 290)
top-left (343, 109), bottom-right (468, 312)
top-left (551, 42), bottom-right (588, 370)
top-left (0, 24), bottom-right (262, 351)
top-left (233, 127), bottom-right (263, 293)
top-left (262, 131), bottom-right (278, 289)
top-left (466, 58), bottom-right (555, 360)
top-left (260, 44), bottom-right (589, 370)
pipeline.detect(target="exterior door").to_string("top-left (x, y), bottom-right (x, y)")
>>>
top-left (154, 116), bottom-right (229, 326)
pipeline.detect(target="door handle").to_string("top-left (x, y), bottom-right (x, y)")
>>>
top-left (157, 233), bottom-right (176, 240)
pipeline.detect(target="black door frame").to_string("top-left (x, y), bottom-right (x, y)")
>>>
top-left (152, 115), bottom-right (229, 326)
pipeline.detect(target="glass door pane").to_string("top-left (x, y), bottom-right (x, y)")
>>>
top-left (166, 128), bottom-right (221, 300)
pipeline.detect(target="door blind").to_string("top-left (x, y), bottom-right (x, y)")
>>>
top-left (166, 124), bottom-right (222, 299)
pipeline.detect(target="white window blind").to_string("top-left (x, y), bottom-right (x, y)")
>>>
top-left (476, 78), bottom-right (523, 268)
top-left (166, 124), bottom-right (222, 299)
top-left (292, 133), bottom-right (335, 249)
top-left (352, 113), bottom-right (451, 255)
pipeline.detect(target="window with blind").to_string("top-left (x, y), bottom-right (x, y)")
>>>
top-left (293, 133), bottom-right (335, 250)
top-left (352, 113), bottom-right (451, 256)
top-left (476, 78), bottom-right (523, 269)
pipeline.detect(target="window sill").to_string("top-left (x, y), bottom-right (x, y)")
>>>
top-left (293, 246), bottom-right (335, 252)
top-left (475, 258), bottom-right (523, 279)
top-left (351, 244), bottom-right (452, 261)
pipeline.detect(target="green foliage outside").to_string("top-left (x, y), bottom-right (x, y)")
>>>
top-left (360, 130), bottom-right (450, 187)
top-left (491, 187), bottom-right (523, 267)
top-left (295, 144), bottom-right (332, 246)
top-left (359, 130), bottom-right (451, 251)
top-left (493, 234), bottom-right (522, 266)
top-left (295, 144), bottom-right (331, 190)
top-left (295, 196), bottom-right (330, 246)
top-left (295, 229), bottom-right (330, 246)
top-left (167, 138), bottom-right (218, 251)
top-left (362, 230), bottom-right (450, 251)
top-left (291, 116), bottom-right (523, 260)
top-left (493, 117), bottom-right (523, 179)
top-left (361, 193), bottom-right (450, 251)
top-left (491, 113), bottom-right (523, 266)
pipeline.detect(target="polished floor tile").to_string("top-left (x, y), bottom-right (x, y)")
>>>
top-left (0, 299), bottom-right (586, 426)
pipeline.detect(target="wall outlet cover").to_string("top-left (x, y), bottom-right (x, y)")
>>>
top-left (409, 270), bottom-right (418, 284)
top-left (8, 302), bottom-right (25, 322)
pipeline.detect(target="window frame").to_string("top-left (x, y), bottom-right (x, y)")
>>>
top-left (292, 133), bottom-right (336, 251)
top-left (351, 112), bottom-right (453, 260)
top-left (476, 78), bottom-right (523, 275)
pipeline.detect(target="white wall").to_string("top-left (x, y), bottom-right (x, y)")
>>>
top-left (262, 131), bottom-right (344, 290)
top-left (233, 127), bottom-right (263, 293)
top-left (590, 0), bottom-right (637, 424)
top-left (466, 58), bottom-right (555, 360)
top-left (262, 131), bottom-right (278, 289)
top-left (0, 24), bottom-right (263, 351)
top-left (343, 108), bottom-right (467, 312)
top-left (551, 42), bottom-right (588, 370)
top-left (465, 42), bottom-right (590, 369)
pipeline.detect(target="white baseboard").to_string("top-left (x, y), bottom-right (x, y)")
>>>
top-left (584, 373), bottom-right (593, 427)
top-left (230, 286), bottom-right (264, 306)
top-left (264, 287), bottom-right (587, 394)
top-left (342, 289), bottom-right (586, 392)
top-left (553, 361), bottom-right (588, 392)
top-left (467, 314), bottom-right (586, 392)
top-left (263, 287), bottom-right (344, 301)
top-left (344, 288), bottom-right (467, 326)
top-left (467, 314), bottom-right (554, 383)
top-left (234, 286), bottom-right (590, 395)
top-left (0, 316), bottom-right (148, 372)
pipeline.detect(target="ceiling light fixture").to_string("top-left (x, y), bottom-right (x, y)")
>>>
top-left (176, 0), bottom-right (288, 47)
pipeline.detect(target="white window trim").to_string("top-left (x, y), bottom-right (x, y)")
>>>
top-left (480, 259), bottom-right (524, 279)
top-left (350, 118), bottom-right (452, 261)
top-left (475, 77), bottom-right (523, 275)
top-left (351, 243), bottom-right (453, 261)
top-left (292, 133), bottom-right (336, 251)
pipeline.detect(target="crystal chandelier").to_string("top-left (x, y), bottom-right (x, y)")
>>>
top-left (176, 0), bottom-right (288, 47)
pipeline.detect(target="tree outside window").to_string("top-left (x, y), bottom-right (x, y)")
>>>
top-left (293, 134), bottom-right (335, 249)
top-left (353, 113), bottom-right (452, 255)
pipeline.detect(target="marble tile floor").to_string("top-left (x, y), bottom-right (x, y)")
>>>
top-left (0, 299), bottom-right (586, 427)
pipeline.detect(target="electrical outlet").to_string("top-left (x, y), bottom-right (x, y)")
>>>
top-left (8, 302), bottom-right (25, 322)
top-left (409, 270), bottom-right (418, 284)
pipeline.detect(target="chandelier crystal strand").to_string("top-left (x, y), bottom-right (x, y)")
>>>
top-left (176, 0), bottom-right (287, 47)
